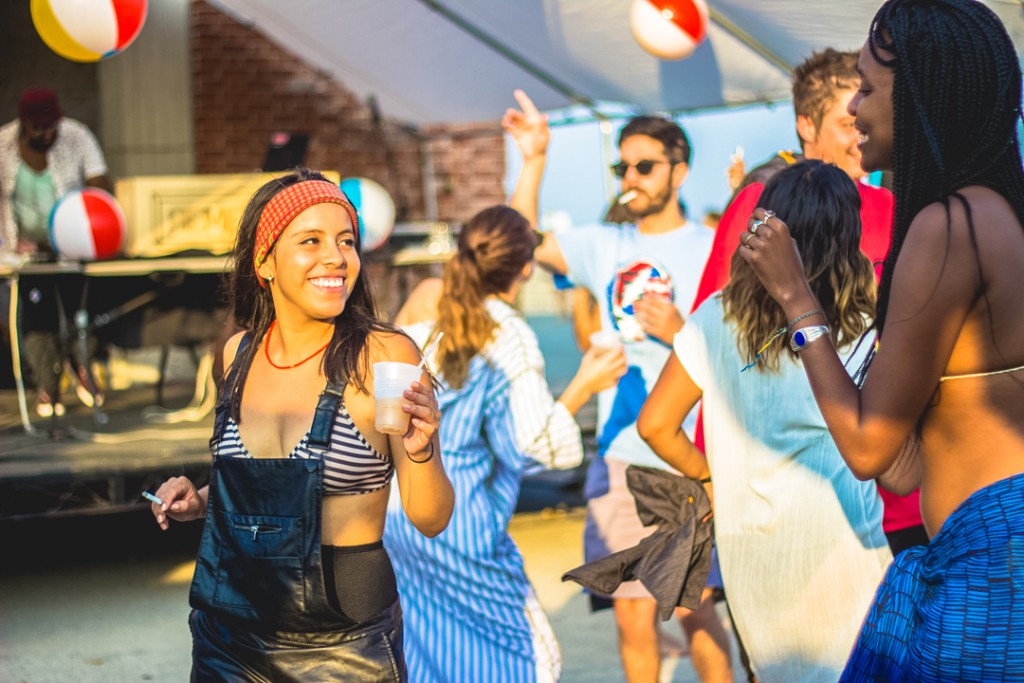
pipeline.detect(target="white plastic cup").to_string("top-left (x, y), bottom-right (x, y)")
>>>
top-left (589, 329), bottom-right (624, 355)
top-left (373, 362), bottom-right (423, 435)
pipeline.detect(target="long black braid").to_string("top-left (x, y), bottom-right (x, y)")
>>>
top-left (868, 0), bottom-right (1024, 338)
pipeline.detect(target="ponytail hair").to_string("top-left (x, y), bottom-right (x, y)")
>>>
top-left (433, 206), bottom-right (537, 387)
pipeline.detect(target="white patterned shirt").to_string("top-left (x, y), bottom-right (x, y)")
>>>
top-left (0, 117), bottom-right (108, 254)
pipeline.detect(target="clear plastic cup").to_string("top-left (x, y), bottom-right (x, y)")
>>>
top-left (373, 362), bottom-right (423, 435)
top-left (589, 329), bottom-right (624, 355)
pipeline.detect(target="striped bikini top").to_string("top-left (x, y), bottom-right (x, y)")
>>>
top-left (211, 338), bottom-right (393, 495)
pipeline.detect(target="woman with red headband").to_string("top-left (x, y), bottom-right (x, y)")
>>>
top-left (149, 168), bottom-right (454, 681)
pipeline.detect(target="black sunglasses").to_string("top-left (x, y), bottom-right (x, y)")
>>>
top-left (610, 159), bottom-right (672, 178)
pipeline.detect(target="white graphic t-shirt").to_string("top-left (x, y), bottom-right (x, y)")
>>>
top-left (555, 220), bottom-right (713, 469)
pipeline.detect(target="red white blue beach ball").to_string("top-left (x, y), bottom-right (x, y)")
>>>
top-left (629, 0), bottom-right (709, 61)
top-left (31, 0), bottom-right (148, 63)
top-left (49, 188), bottom-right (126, 261)
top-left (339, 177), bottom-right (396, 252)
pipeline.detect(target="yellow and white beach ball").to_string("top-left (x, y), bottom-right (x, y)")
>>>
top-left (31, 0), bottom-right (148, 63)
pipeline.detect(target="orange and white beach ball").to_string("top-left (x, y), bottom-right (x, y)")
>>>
top-left (31, 0), bottom-right (148, 63)
top-left (50, 188), bottom-right (126, 261)
top-left (629, 0), bottom-right (709, 61)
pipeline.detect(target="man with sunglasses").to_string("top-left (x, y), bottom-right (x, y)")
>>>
top-left (503, 90), bottom-right (729, 683)
top-left (0, 87), bottom-right (113, 417)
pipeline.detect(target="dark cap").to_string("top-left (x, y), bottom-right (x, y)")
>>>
top-left (18, 88), bottom-right (63, 128)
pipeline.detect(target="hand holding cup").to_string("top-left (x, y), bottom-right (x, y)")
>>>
top-left (373, 361), bottom-right (425, 436)
top-left (580, 330), bottom-right (628, 393)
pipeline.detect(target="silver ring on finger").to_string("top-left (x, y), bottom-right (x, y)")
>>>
top-left (763, 210), bottom-right (775, 221)
top-left (750, 219), bottom-right (764, 235)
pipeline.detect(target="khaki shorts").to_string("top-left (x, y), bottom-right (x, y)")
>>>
top-left (583, 456), bottom-right (721, 600)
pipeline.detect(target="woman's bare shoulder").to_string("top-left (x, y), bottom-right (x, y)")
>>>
top-left (904, 187), bottom-right (1022, 274)
top-left (959, 185), bottom-right (1023, 235)
top-left (914, 186), bottom-right (1020, 234)
top-left (366, 328), bottom-right (421, 366)
top-left (223, 329), bottom-right (249, 371)
top-left (394, 278), bottom-right (443, 326)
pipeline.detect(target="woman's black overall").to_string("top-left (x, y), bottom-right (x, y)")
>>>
top-left (187, 349), bottom-right (406, 682)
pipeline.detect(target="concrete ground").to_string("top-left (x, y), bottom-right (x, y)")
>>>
top-left (0, 508), bottom-right (747, 683)
top-left (510, 507), bottom-right (747, 683)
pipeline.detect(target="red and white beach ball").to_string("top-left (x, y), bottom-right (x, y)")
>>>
top-left (31, 0), bottom-right (148, 63)
top-left (629, 0), bottom-right (709, 61)
top-left (50, 188), bottom-right (126, 261)
top-left (339, 178), bottom-right (396, 252)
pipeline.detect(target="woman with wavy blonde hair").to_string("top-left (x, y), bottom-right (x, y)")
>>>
top-left (638, 160), bottom-right (891, 682)
top-left (387, 205), bottom-right (626, 682)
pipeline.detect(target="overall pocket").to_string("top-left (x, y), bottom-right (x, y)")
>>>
top-left (213, 512), bottom-right (307, 615)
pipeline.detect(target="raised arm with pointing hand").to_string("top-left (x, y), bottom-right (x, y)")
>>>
top-left (502, 90), bottom-right (569, 275)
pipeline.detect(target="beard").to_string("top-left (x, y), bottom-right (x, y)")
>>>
top-left (631, 181), bottom-right (674, 218)
top-left (27, 136), bottom-right (55, 152)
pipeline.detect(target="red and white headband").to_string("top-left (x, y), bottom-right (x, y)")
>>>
top-left (253, 180), bottom-right (359, 287)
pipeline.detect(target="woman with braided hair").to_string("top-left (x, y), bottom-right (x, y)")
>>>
top-left (386, 205), bottom-right (626, 682)
top-left (740, 0), bottom-right (1024, 679)
top-left (149, 168), bottom-right (454, 680)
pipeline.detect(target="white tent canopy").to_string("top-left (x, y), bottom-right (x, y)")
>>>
top-left (208, 0), bottom-right (1023, 126)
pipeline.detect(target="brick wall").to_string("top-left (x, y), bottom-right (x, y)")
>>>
top-left (425, 124), bottom-right (508, 222)
top-left (191, 0), bottom-right (506, 224)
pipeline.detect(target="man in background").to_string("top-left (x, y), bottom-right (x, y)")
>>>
top-left (504, 89), bottom-right (732, 683)
top-left (0, 87), bottom-right (112, 416)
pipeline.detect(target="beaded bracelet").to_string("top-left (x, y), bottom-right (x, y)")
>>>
top-left (740, 309), bottom-right (822, 372)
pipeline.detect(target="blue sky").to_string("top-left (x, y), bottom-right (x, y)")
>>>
top-left (505, 101), bottom-right (801, 229)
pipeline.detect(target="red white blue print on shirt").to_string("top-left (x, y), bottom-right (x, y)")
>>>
top-left (608, 259), bottom-right (676, 342)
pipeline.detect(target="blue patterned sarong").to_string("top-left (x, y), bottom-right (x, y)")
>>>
top-left (841, 473), bottom-right (1024, 682)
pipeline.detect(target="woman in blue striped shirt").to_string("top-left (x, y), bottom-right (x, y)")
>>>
top-left (385, 205), bottom-right (626, 682)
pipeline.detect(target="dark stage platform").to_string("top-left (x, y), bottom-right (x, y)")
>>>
top-left (0, 381), bottom-right (214, 521)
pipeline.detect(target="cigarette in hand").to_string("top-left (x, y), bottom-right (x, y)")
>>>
top-left (142, 491), bottom-right (164, 506)
top-left (618, 190), bottom-right (638, 205)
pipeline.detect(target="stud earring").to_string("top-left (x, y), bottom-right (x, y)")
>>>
top-left (266, 274), bottom-right (275, 284)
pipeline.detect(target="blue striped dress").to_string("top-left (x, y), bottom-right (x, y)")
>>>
top-left (384, 297), bottom-right (582, 683)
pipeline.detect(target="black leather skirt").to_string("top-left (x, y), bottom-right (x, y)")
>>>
top-left (189, 599), bottom-right (406, 682)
